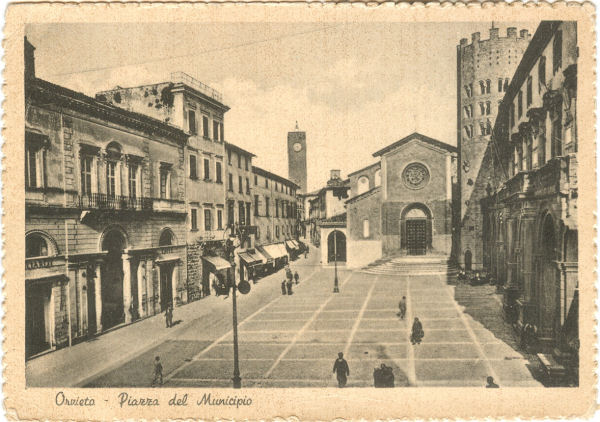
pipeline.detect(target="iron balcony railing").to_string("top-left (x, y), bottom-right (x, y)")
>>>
top-left (78, 193), bottom-right (153, 211)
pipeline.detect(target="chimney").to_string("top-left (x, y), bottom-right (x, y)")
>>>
top-left (490, 27), bottom-right (499, 40)
top-left (330, 169), bottom-right (341, 180)
top-left (471, 32), bottom-right (480, 43)
top-left (460, 38), bottom-right (468, 47)
top-left (520, 29), bottom-right (529, 39)
top-left (24, 37), bottom-right (35, 79)
top-left (507, 27), bottom-right (517, 38)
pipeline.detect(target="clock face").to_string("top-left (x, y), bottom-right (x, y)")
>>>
top-left (293, 142), bottom-right (302, 152)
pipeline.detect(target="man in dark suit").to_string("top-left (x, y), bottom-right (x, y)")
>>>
top-left (333, 352), bottom-right (350, 387)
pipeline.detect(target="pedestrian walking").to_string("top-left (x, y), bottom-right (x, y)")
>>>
top-left (286, 278), bottom-right (293, 295)
top-left (332, 352), bottom-right (350, 388)
top-left (398, 296), bottom-right (407, 320)
top-left (151, 356), bottom-right (163, 386)
top-left (165, 304), bottom-right (173, 328)
top-left (304, 244), bottom-right (309, 259)
top-left (410, 317), bottom-right (424, 345)
top-left (294, 271), bottom-right (300, 285)
top-left (281, 280), bottom-right (287, 295)
top-left (485, 376), bottom-right (499, 388)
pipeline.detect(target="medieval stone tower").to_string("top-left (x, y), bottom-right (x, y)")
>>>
top-left (457, 26), bottom-right (531, 270)
top-left (287, 122), bottom-right (307, 193)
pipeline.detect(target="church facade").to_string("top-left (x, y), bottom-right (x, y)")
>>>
top-left (345, 133), bottom-right (457, 268)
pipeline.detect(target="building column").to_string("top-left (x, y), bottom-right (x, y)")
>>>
top-left (172, 263), bottom-right (179, 307)
top-left (94, 261), bottom-right (103, 333)
top-left (137, 259), bottom-right (145, 318)
top-left (505, 217), bottom-right (517, 288)
top-left (559, 261), bottom-right (578, 327)
top-left (122, 254), bottom-right (132, 324)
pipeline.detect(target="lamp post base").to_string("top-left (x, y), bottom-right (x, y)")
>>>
top-left (232, 374), bottom-right (242, 389)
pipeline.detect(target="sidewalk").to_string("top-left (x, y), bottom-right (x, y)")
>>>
top-left (26, 244), bottom-right (322, 387)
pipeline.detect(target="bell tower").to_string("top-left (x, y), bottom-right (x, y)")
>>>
top-left (287, 121), bottom-right (307, 193)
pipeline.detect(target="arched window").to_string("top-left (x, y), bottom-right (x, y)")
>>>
top-left (363, 219), bottom-right (370, 238)
top-left (357, 176), bottom-right (369, 195)
top-left (26, 234), bottom-right (49, 258)
top-left (159, 229), bottom-right (175, 246)
top-left (374, 169), bottom-right (381, 187)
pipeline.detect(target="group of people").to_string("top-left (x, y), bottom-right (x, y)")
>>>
top-left (281, 265), bottom-right (300, 295)
top-left (398, 296), bottom-right (424, 345)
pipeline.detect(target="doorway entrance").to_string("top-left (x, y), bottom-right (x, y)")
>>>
top-left (327, 230), bottom-right (346, 262)
top-left (25, 282), bottom-right (52, 358)
top-left (464, 250), bottom-right (473, 271)
top-left (401, 204), bottom-right (432, 255)
top-left (101, 230), bottom-right (126, 330)
top-left (86, 270), bottom-right (97, 335)
top-left (160, 263), bottom-right (174, 312)
top-left (406, 219), bottom-right (427, 255)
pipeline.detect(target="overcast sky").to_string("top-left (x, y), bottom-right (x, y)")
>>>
top-left (26, 21), bottom-right (539, 192)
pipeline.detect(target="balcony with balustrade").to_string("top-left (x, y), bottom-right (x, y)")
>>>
top-left (78, 193), bottom-right (153, 211)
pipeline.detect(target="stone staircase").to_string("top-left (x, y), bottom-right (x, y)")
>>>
top-left (360, 254), bottom-right (457, 276)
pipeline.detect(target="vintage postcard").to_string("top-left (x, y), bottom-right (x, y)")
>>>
top-left (2, 1), bottom-right (597, 420)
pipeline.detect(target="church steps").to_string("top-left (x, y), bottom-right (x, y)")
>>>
top-left (359, 254), bottom-right (457, 276)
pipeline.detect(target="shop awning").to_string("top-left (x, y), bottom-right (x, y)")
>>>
top-left (202, 256), bottom-right (231, 272)
top-left (256, 246), bottom-right (274, 262)
top-left (285, 240), bottom-right (299, 250)
top-left (274, 243), bottom-right (289, 258)
top-left (262, 243), bottom-right (287, 259)
top-left (251, 249), bottom-right (268, 264)
top-left (155, 254), bottom-right (181, 264)
top-left (238, 251), bottom-right (262, 267)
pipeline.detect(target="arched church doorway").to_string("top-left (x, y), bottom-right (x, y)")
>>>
top-left (327, 230), bottom-right (346, 263)
top-left (401, 204), bottom-right (432, 255)
top-left (101, 229), bottom-right (126, 329)
top-left (464, 250), bottom-right (472, 271)
top-left (539, 215), bottom-right (558, 339)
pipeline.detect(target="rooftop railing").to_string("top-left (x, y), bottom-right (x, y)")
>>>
top-left (171, 71), bottom-right (224, 103)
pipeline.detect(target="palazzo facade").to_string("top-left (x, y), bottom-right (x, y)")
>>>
top-left (25, 42), bottom-right (189, 358)
top-left (480, 22), bottom-right (578, 372)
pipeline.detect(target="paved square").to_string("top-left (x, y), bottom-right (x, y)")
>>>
top-left (159, 268), bottom-right (540, 388)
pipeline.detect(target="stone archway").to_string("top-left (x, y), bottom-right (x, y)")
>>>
top-left (327, 230), bottom-right (346, 263)
top-left (400, 203), bottom-right (432, 255)
top-left (101, 229), bottom-right (127, 329)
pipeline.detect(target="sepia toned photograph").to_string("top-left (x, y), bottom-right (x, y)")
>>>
top-left (3, 3), bottom-right (596, 420)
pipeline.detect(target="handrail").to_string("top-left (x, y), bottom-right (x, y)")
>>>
top-left (171, 71), bottom-right (224, 103)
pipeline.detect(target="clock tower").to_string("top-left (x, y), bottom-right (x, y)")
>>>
top-left (287, 122), bottom-right (307, 193)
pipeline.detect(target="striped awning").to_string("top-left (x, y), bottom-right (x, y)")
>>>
top-left (256, 246), bottom-right (274, 262)
top-left (238, 251), bottom-right (262, 267)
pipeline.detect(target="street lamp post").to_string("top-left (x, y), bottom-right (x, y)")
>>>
top-left (231, 261), bottom-right (242, 388)
top-left (333, 230), bottom-right (339, 293)
top-left (226, 233), bottom-right (242, 389)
